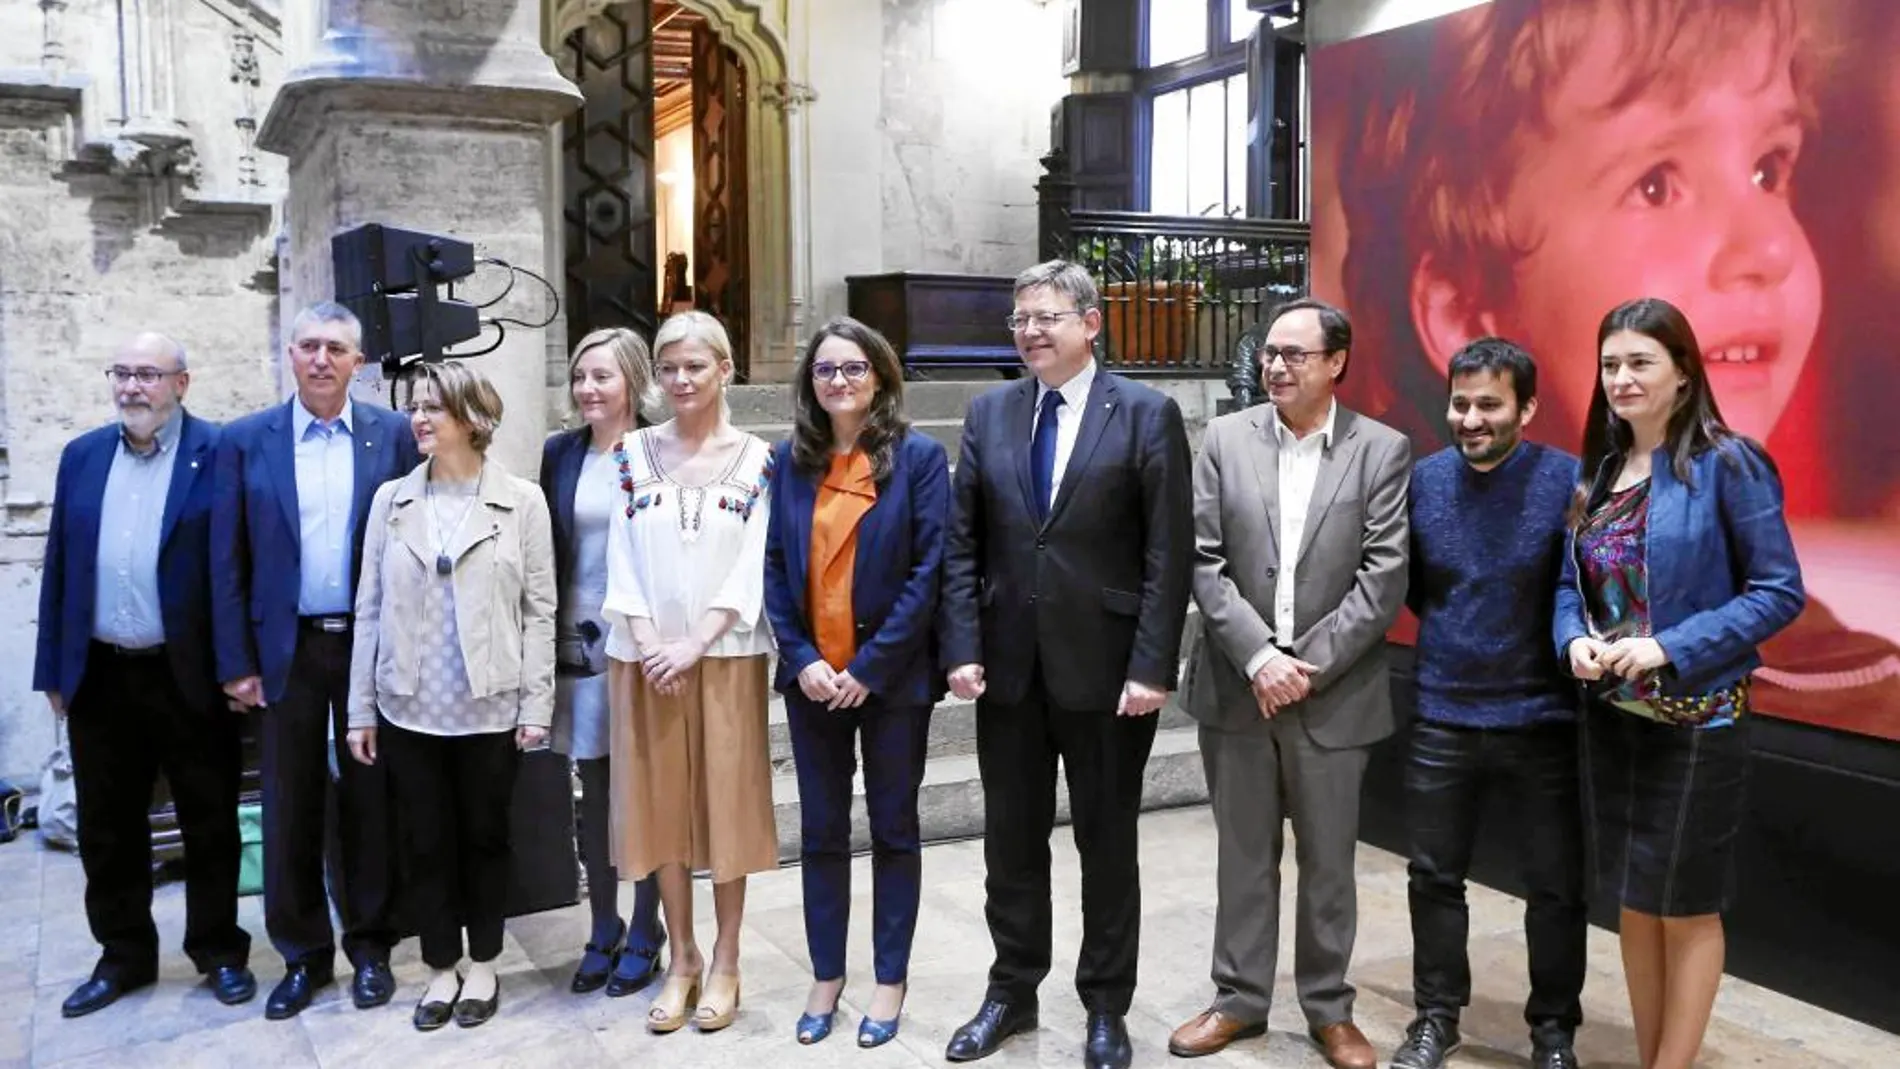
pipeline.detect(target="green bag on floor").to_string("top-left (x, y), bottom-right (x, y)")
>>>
top-left (236, 803), bottom-right (264, 897)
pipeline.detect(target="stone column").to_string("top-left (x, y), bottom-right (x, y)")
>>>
top-left (257, 0), bottom-right (582, 476)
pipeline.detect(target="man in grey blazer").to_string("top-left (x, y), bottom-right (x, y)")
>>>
top-left (1171, 297), bottom-right (1409, 1069)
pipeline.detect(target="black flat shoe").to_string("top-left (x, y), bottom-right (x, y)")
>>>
top-left (945, 998), bottom-right (1038, 1062)
top-left (265, 963), bottom-right (334, 1021)
top-left (352, 961), bottom-right (395, 1009)
top-left (414, 978), bottom-right (461, 1033)
top-left (454, 983), bottom-right (500, 1028)
top-left (572, 920), bottom-right (625, 994)
top-left (207, 965), bottom-right (257, 1006)
top-left (60, 973), bottom-right (153, 1019)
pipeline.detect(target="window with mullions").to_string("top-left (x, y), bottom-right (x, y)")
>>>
top-left (1143, 0), bottom-right (1260, 215)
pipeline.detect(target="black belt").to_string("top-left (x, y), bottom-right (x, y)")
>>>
top-left (93, 640), bottom-right (165, 658)
top-left (299, 614), bottom-right (352, 634)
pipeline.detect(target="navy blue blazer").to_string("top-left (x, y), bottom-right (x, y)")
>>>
top-left (763, 431), bottom-right (951, 708)
top-left (34, 412), bottom-right (224, 712)
top-left (541, 427), bottom-right (593, 598)
top-left (1556, 438), bottom-right (1806, 697)
top-left (210, 399), bottom-right (420, 704)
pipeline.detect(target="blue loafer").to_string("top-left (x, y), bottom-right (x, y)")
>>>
top-left (795, 1009), bottom-right (837, 1045)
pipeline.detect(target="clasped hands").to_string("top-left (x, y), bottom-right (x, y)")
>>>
top-left (1567, 636), bottom-right (1668, 681)
top-left (1252, 654), bottom-right (1318, 719)
top-left (946, 663), bottom-right (1168, 718)
top-left (797, 661), bottom-right (871, 710)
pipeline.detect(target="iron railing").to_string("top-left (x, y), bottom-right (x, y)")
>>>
top-left (1037, 151), bottom-right (1311, 377)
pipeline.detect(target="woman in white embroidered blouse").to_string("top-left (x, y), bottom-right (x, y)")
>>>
top-left (602, 311), bottom-right (777, 1035)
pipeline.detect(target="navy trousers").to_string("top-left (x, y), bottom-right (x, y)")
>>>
top-left (785, 693), bottom-right (931, 984)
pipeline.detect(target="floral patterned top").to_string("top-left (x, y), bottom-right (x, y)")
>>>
top-left (1578, 479), bottom-right (1742, 728)
top-left (601, 427), bottom-right (777, 664)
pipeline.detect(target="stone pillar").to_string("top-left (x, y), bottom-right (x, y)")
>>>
top-left (257, 0), bottom-right (582, 476)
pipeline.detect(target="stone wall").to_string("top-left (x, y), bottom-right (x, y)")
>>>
top-left (0, 0), bottom-right (287, 784)
top-left (879, 0), bottom-right (1065, 280)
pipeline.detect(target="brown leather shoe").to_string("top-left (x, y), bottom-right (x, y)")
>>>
top-left (1310, 1020), bottom-right (1377, 1069)
top-left (1168, 1008), bottom-right (1266, 1057)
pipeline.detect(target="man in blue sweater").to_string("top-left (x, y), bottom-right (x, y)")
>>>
top-left (1390, 338), bottom-right (1586, 1069)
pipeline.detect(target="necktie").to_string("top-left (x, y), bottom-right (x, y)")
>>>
top-left (1031, 388), bottom-right (1065, 521)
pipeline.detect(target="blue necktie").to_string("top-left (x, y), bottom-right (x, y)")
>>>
top-left (1031, 389), bottom-right (1065, 521)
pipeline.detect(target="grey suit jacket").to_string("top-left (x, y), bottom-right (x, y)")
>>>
top-left (1185, 402), bottom-right (1411, 748)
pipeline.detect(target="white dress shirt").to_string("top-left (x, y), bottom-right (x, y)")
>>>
top-left (1245, 400), bottom-right (1337, 680)
top-left (1031, 360), bottom-right (1098, 512)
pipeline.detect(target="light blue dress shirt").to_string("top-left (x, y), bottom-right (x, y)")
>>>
top-left (93, 409), bottom-right (185, 648)
top-left (293, 396), bottom-right (357, 616)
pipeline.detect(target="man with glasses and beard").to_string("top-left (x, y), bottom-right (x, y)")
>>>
top-left (1389, 338), bottom-right (1586, 1069)
top-left (35, 333), bottom-right (255, 1017)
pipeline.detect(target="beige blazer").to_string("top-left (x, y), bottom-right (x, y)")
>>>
top-left (347, 458), bottom-right (557, 730)
top-left (1184, 402), bottom-right (1411, 748)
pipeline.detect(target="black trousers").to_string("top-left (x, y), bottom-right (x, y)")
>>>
top-left (380, 719), bottom-right (520, 969)
top-left (1404, 719), bottom-right (1587, 1045)
top-left (976, 667), bottom-right (1159, 1015)
top-left (260, 627), bottom-right (396, 969)
top-left (67, 643), bottom-right (249, 980)
top-left (786, 694), bottom-right (931, 985)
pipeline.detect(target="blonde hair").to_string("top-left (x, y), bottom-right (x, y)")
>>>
top-left (406, 361), bottom-right (504, 452)
top-left (567, 327), bottom-right (658, 424)
top-left (652, 310), bottom-right (735, 374)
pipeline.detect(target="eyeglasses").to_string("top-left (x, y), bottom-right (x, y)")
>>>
top-left (402, 401), bottom-right (446, 416)
top-left (1005, 310), bottom-right (1083, 332)
top-left (811, 360), bottom-right (872, 382)
top-left (105, 367), bottom-right (182, 386)
top-left (1258, 346), bottom-right (1332, 368)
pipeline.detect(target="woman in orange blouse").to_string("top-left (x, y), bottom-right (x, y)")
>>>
top-left (763, 317), bottom-right (950, 1048)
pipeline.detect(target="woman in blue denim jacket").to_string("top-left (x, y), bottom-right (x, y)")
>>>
top-left (1554, 298), bottom-right (1803, 1069)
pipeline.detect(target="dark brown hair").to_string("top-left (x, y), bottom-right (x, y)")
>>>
top-left (1570, 297), bottom-right (1768, 526)
top-left (790, 317), bottom-right (909, 483)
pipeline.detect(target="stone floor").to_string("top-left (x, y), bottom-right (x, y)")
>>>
top-left (2, 806), bottom-right (1893, 1068)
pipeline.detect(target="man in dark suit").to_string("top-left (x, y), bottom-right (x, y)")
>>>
top-left (34, 333), bottom-right (254, 1018)
top-left (1173, 298), bottom-right (1410, 1069)
top-left (939, 260), bottom-right (1194, 1069)
top-left (211, 302), bottom-right (420, 1019)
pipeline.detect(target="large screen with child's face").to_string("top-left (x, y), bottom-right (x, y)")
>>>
top-left (1310, 0), bottom-right (1900, 741)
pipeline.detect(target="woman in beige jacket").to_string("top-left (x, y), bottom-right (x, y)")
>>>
top-left (344, 361), bottom-right (556, 1032)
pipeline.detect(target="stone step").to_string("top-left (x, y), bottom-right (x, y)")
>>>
top-left (736, 418), bottom-right (964, 463)
top-left (763, 689), bottom-right (1195, 774)
top-left (767, 723), bottom-right (1208, 861)
top-left (726, 380), bottom-right (996, 425)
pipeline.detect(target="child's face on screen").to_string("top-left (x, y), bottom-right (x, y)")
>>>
top-left (1488, 29), bottom-right (1820, 443)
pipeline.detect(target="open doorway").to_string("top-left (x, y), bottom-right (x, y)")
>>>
top-left (561, 0), bottom-right (752, 378)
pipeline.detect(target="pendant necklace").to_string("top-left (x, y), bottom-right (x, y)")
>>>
top-left (426, 460), bottom-right (483, 576)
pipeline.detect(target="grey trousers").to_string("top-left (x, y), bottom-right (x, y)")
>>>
top-left (1200, 714), bottom-right (1370, 1028)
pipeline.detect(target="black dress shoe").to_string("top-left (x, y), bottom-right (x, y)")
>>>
top-left (352, 961), bottom-right (395, 1009)
top-left (1084, 1011), bottom-right (1132, 1069)
top-left (1532, 1042), bottom-right (1581, 1069)
top-left (265, 964), bottom-right (334, 1020)
top-left (60, 973), bottom-right (153, 1019)
top-left (945, 998), bottom-right (1039, 1062)
top-left (207, 965), bottom-right (258, 1006)
top-left (453, 983), bottom-right (500, 1028)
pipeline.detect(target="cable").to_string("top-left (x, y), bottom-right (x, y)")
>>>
top-left (453, 321), bottom-right (509, 358)
top-left (462, 259), bottom-right (518, 310)
top-left (482, 258), bottom-right (562, 329)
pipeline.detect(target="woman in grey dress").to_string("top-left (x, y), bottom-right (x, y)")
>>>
top-left (540, 327), bottom-right (667, 995)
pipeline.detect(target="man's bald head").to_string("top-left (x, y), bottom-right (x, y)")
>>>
top-left (118, 332), bottom-right (189, 371)
top-left (108, 331), bottom-right (190, 447)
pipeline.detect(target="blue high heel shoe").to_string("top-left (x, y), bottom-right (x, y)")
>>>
top-left (857, 984), bottom-right (906, 1048)
top-left (795, 1008), bottom-right (837, 1045)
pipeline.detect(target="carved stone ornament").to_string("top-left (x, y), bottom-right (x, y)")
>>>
top-left (759, 79), bottom-right (816, 111)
